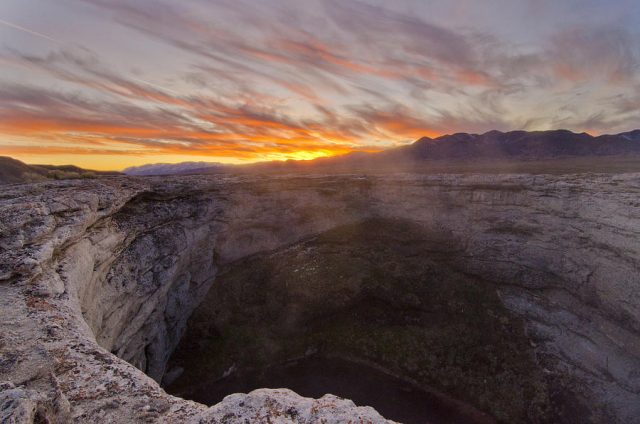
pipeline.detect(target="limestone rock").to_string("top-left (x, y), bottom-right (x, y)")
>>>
top-left (1, 173), bottom-right (639, 423)
top-left (197, 389), bottom-right (394, 424)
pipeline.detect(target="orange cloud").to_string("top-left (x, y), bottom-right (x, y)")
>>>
top-left (455, 69), bottom-right (495, 87)
top-left (553, 63), bottom-right (585, 82)
top-left (0, 104), bottom-right (384, 168)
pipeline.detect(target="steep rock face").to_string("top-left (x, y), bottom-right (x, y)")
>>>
top-left (0, 173), bottom-right (639, 423)
top-left (73, 186), bottom-right (227, 381)
top-left (0, 176), bottom-right (388, 423)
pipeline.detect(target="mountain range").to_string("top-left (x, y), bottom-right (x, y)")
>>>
top-left (123, 129), bottom-right (640, 176)
top-left (3, 129), bottom-right (640, 184)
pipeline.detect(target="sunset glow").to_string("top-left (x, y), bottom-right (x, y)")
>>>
top-left (1, 0), bottom-right (639, 170)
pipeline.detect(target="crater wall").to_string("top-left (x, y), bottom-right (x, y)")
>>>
top-left (0, 173), bottom-right (639, 423)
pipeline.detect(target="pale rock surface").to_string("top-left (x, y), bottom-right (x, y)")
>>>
top-left (0, 173), bottom-right (639, 422)
top-left (198, 389), bottom-right (393, 424)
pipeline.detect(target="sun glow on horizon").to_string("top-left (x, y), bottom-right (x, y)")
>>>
top-left (1, 0), bottom-right (638, 170)
top-left (3, 138), bottom-right (387, 171)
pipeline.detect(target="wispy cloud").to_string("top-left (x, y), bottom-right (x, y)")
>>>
top-left (0, 0), bottom-right (639, 168)
top-left (0, 17), bottom-right (60, 43)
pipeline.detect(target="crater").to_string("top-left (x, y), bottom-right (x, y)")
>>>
top-left (3, 175), bottom-right (639, 423)
top-left (164, 219), bottom-right (552, 423)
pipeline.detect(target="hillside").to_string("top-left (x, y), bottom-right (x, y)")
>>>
top-left (0, 157), bottom-right (119, 185)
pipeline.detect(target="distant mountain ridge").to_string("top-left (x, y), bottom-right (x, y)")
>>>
top-left (4, 130), bottom-right (640, 181)
top-left (0, 157), bottom-right (119, 185)
top-left (401, 129), bottom-right (640, 160)
top-left (123, 161), bottom-right (229, 176)
top-left (123, 129), bottom-right (640, 175)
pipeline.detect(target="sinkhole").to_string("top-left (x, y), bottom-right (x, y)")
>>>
top-left (161, 218), bottom-right (558, 424)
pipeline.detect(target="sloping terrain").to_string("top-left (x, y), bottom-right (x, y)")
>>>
top-left (0, 156), bottom-right (49, 184)
top-left (0, 156), bottom-right (119, 185)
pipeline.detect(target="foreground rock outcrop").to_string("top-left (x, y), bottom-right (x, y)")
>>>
top-left (1, 173), bottom-right (639, 423)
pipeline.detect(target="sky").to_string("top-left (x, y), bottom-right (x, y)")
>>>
top-left (0, 0), bottom-right (639, 170)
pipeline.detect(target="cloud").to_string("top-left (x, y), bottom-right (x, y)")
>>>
top-left (0, 56), bottom-right (382, 161)
top-left (548, 26), bottom-right (638, 84)
top-left (1, 0), bottom-right (639, 168)
top-left (77, 0), bottom-right (505, 91)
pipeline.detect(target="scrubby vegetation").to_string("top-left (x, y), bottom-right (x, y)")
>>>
top-left (46, 169), bottom-right (96, 180)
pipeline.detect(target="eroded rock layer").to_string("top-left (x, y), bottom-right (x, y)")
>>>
top-left (1, 173), bottom-right (639, 423)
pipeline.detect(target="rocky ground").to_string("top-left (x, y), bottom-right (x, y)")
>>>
top-left (1, 173), bottom-right (639, 423)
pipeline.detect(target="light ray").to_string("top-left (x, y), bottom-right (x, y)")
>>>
top-left (0, 18), bottom-right (60, 43)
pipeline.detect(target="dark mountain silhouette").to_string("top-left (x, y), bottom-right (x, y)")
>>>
top-left (397, 129), bottom-right (640, 161)
top-left (0, 156), bottom-right (47, 184)
top-left (123, 129), bottom-right (640, 176)
top-left (5, 129), bottom-right (640, 180)
top-left (0, 156), bottom-right (119, 185)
